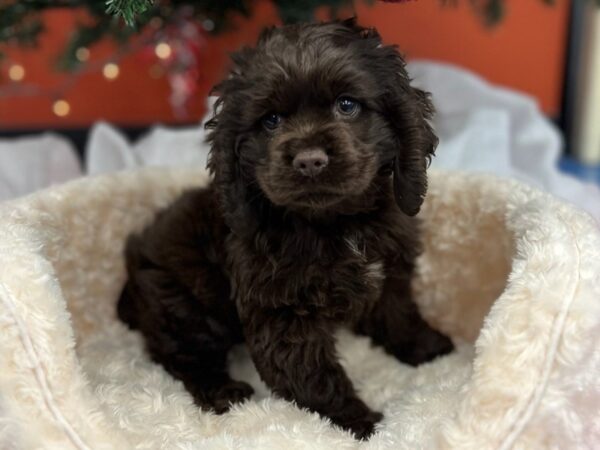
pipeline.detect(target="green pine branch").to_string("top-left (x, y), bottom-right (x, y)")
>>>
top-left (106, 0), bottom-right (154, 27)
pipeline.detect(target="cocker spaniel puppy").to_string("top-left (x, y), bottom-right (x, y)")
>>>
top-left (118, 18), bottom-right (453, 440)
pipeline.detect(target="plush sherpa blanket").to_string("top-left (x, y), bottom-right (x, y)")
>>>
top-left (1, 168), bottom-right (599, 450)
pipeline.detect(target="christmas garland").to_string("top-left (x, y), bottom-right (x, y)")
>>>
top-left (1, 0), bottom-right (597, 118)
top-left (3, 0), bottom-right (596, 69)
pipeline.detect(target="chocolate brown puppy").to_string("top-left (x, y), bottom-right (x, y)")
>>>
top-left (118, 19), bottom-right (453, 440)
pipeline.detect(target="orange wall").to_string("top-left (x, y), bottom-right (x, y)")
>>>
top-left (0, 0), bottom-right (570, 128)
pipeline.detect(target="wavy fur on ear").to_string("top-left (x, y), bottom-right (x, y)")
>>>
top-left (205, 94), bottom-right (263, 237)
top-left (378, 53), bottom-right (437, 216)
top-left (390, 85), bottom-right (438, 216)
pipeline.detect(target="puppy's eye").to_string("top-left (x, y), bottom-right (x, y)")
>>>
top-left (262, 113), bottom-right (282, 131)
top-left (336, 96), bottom-right (361, 117)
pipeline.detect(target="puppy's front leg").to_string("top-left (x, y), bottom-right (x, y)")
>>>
top-left (242, 307), bottom-right (382, 440)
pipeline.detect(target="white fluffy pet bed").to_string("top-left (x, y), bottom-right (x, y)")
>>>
top-left (1, 168), bottom-right (599, 450)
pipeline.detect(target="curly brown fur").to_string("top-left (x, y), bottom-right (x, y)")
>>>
top-left (118, 18), bottom-right (453, 440)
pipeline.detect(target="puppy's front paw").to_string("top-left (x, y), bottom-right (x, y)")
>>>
top-left (192, 380), bottom-right (254, 414)
top-left (330, 398), bottom-right (383, 440)
top-left (343, 410), bottom-right (383, 440)
top-left (212, 380), bottom-right (255, 414)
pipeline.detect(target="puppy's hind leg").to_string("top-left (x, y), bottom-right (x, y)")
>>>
top-left (119, 264), bottom-right (253, 414)
top-left (151, 324), bottom-right (254, 414)
top-left (356, 274), bottom-right (453, 366)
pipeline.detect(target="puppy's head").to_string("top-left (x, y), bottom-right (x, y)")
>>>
top-left (207, 19), bottom-right (437, 232)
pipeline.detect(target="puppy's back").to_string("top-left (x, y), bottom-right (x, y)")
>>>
top-left (117, 186), bottom-right (231, 331)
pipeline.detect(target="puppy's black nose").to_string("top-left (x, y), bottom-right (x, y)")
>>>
top-left (292, 149), bottom-right (329, 177)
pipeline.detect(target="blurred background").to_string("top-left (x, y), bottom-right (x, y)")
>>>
top-left (1, 0), bottom-right (600, 217)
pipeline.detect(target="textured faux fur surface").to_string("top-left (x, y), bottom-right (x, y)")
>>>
top-left (0, 167), bottom-right (599, 449)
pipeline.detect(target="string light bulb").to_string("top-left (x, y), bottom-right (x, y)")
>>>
top-left (75, 47), bottom-right (90, 62)
top-left (8, 64), bottom-right (25, 81)
top-left (102, 62), bottom-right (120, 80)
top-left (155, 42), bottom-right (172, 60)
top-left (52, 99), bottom-right (70, 117)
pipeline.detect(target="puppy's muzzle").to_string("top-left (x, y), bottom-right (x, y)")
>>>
top-left (292, 148), bottom-right (329, 178)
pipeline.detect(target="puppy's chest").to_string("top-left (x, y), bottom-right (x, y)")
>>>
top-left (230, 230), bottom-right (393, 317)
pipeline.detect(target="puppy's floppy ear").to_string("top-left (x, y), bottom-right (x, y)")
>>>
top-left (205, 43), bottom-right (267, 237)
top-left (392, 86), bottom-right (437, 216)
top-left (205, 97), bottom-right (259, 236)
top-left (380, 49), bottom-right (438, 216)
